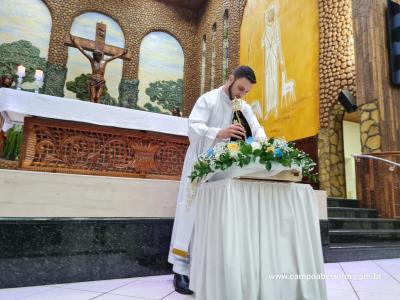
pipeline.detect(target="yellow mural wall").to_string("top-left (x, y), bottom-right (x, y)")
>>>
top-left (240, 0), bottom-right (320, 141)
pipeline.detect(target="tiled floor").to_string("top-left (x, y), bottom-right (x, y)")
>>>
top-left (1, 259), bottom-right (400, 299)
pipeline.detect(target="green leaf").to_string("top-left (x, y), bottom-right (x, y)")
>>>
top-left (2, 127), bottom-right (23, 161)
top-left (240, 143), bottom-right (252, 155)
top-left (253, 149), bottom-right (262, 156)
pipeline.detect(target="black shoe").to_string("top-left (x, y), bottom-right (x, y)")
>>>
top-left (173, 273), bottom-right (194, 295)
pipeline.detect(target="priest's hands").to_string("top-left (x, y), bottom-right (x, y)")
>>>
top-left (216, 124), bottom-right (246, 140)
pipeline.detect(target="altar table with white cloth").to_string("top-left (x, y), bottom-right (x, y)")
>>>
top-left (189, 179), bottom-right (327, 300)
top-left (0, 88), bottom-right (189, 179)
top-left (0, 88), bottom-right (188, 135)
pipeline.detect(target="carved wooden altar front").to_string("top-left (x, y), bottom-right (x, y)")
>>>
top-left (20, 117), bottom-right (189, 180)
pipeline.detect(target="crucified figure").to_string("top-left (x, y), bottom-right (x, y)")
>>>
top-left (70, 33), bottom-right (127, 103)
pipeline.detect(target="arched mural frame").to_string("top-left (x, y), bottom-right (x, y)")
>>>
top-left (137, 27), bottom-right (193, 115)
top-left (136, 30), bottom-right (185, 114)
top-left (64, 11), bottom-right (126, 102)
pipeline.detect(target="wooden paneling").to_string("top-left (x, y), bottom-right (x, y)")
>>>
top-left (355, 152), bottom-right (400, 218)
top-left (352, 0), bottom-right (400, 151)
top-left (20, 117), bottom-right (189, 180)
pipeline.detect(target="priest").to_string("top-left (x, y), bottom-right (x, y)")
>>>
top-left (168, 66), bottom-right (267, 295)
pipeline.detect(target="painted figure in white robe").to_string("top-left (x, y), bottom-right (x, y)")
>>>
top-left (168, 66), bottom-right (266, 295)
top-left (261, 1), bottom-right (296, 118)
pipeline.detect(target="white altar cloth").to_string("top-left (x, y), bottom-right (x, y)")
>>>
top-left (0, 89), bottom-right (188, 136)
top-left (190, 179), bottom-right (327, 300)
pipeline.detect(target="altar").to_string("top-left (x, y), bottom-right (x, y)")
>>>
top-left (0, 89), bottom-right (189, 179)
top-left (190, 179), bottom-right (327, 300)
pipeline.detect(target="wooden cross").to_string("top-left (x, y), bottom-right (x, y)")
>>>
top-left (65, 23), bottom-right (131, 60)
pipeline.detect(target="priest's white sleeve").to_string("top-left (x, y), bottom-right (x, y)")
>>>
top-left (188, 96), bottom-right (220, 154)
top-left (242, 102), bottom-right (267, 141)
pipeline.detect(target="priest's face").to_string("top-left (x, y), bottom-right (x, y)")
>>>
top-left (228, 75), bottom-right (254, 100)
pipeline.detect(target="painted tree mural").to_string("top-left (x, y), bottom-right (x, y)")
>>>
top-left (0, 40), bottom-right (46, 84)
top-left (145, 79), bottom-right (183, 114)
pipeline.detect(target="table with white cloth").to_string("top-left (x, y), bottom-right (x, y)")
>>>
top-left (0, 89), bottom-right (189, 179)
top-left (189, 179), bottom-right (327, 300)
top-left (0, 89), bottom-right (187, 134)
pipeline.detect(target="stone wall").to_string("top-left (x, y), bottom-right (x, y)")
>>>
top-left (319, 0), bottom-right (356, 128)
top-left (319, 104), bottom-right (346, 197)
top-left (41, 0), bottom-right (244, 116)
top-left (318, 0), bottom-right (356, 197)
top-left (359, 101), bottom-right (381, 153)
top-left (42, 63), bottom-right (67, 97)
top-left (196, 0), bottom-right (244, 93)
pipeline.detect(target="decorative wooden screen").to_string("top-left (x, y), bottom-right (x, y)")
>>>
top-left (20, 117), bottom-right (189, 180)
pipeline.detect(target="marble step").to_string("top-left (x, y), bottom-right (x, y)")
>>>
top-left (327, 197), bottom-right (359, 208)
top-left (329, 217), bottom-right (400, 230)
top-left (329, 229), bottom-right (400, 243)
top-left (0, 218), bottom-right (174, 288)
top-left (328, 207), bottom-right (378, 218)
top-left (323, 242), bottom-right (400, 262)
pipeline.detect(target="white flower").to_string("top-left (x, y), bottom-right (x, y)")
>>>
top-left (230, 151), bottom-right (239, 159)
top-left (209, 160), bottom-right (217, 169)
top-left (213, 142), bottom-right (226, 153)
top-left (273, 138), bottom-right (288, 149)
top-left (215, 150), bottom-right (223, 160)
top-left (251, 141), bottom-right (262, 150)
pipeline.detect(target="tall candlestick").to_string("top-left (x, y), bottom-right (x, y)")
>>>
top-left (17, 65), bottom-right (25, 77)
top-left (16, 65), bottom-right (25, 91)
top-left (34, 69), bottom-right (44, 93)
top-left (35, 69), bottom-right (43, 80)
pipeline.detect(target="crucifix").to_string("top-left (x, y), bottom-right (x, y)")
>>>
top-left (65, 23), bottom-right (131, 103)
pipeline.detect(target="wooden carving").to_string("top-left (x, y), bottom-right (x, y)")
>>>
top-left (20, 117), bottom-right (189, 180)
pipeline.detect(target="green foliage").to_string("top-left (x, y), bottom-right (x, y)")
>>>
top-left (118, 79), bottom-right (139, 109)
top-left (66, 74), bottom-right (91, 100)
top-left (65, 73), bottom-right (117, 106)
top-left (100, 93), bottom-right (118, 106)
top-left (2, 126), bottom-right (23, 161)
top-left (42, 63), bottom-right (67, 97)
top-left (190, 137), bottom-right (318, 183)
top-left (0, 40), bottom-right (47, 84)
top-left (145, 79), bottom-right (183, 114)
top-left (144, 102), bottom-right (162, 113)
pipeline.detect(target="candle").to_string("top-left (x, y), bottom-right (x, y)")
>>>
top-left (17, 65), bottom-right (25, 77)
top-left (35, 69), bottom-right (43, 80)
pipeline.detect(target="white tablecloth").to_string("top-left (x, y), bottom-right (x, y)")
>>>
top-left (0, 89), bottom-right (188, 136)
top-left (190, 179), bottom-right (327, 300)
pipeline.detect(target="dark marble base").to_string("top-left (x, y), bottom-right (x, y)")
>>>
top-left (323, 242), bottom-right (400, 262)
top-left (327, 197), bottom-right (359, 208)
top-left (320, 220), bottom-right (330, 246)
top-left (0, 218), bottom-right (332, 288)
top-left (328, 207), bottom-right (378, 218)
top-left (0, 218), bottom-right (173, 288)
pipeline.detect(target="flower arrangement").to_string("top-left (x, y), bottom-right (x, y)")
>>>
top-left (189, 137), bottom-right (317, 183)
